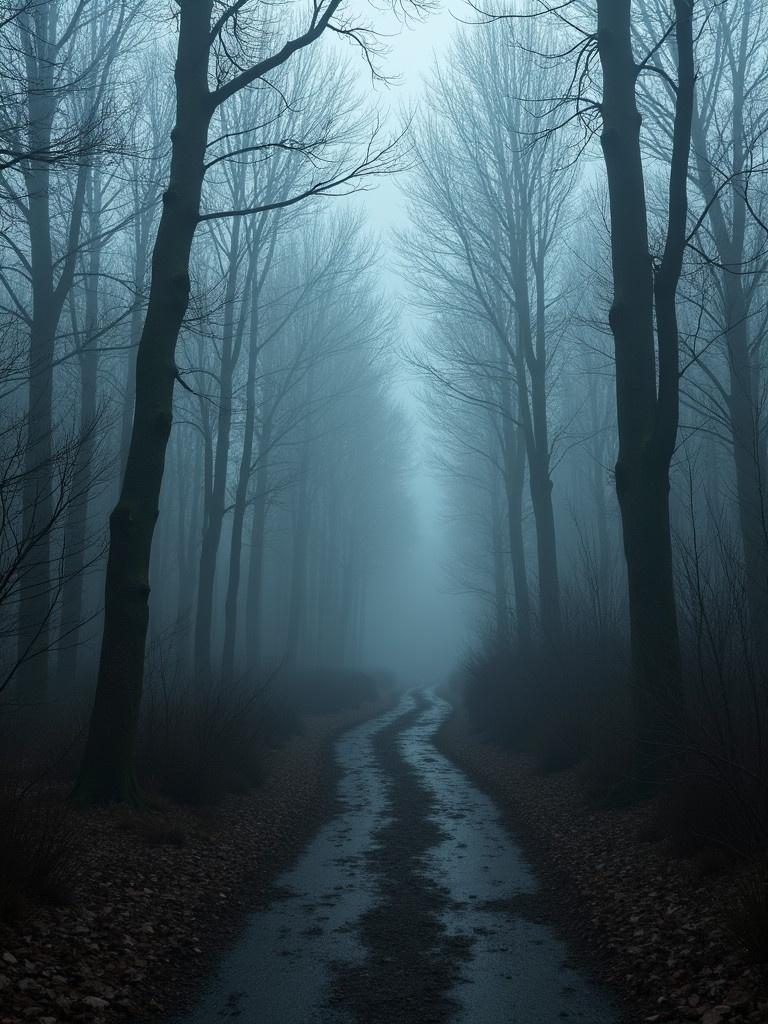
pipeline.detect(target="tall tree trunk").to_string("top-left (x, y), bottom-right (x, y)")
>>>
top-left (223, 217), bottom-right (282, 679)
top-left (728, 328), bottom-right (768, 631)
top-left (587, 370), bottom-right (612, 601)
top-left (194, 217), bottom-right (243, 680)
top-left (335, 545), bottom-right (357, 666)
top-left (514, 260), bottom-right (562, 644)
top-left (74, 1), bottom-right (214, 802)
top-left (244, 419), bottom-right (273, 673)
top-left (691, 69), bottom-right (768, 637)
top-left (721, 261), bottom-right (768, 634)
top-left (16, 5), bottom-right (87, 699)
top-left (284, 440), bottom-right (311, 669)
top-left (530, 256), bottom-right (562, 642)
top-left (501, 378), bottom-right (531, 651)
top-left (58, 167), bottom-right (102, 684)
top-left (597, 0), bottom-right (693, 743)
top-left (351, 573), bottom-right (366, 665)
top-left (179, 430), bottom-right (203, 671)
top-left (173, 431), bottom-right (191, 617)
top-left (223, 270), bottom-right (262, 681)
top-left (119, 204), bottom-right (152, 475)
top-left (489, 450), bottom-right (510, 643)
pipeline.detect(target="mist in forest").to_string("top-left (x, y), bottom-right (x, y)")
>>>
top-left (0, 0), bottom-right (476, 747)
top-left (4, 1), bottom-right (768, 1020)
top-left (1, 0), bottom-right (766, 825)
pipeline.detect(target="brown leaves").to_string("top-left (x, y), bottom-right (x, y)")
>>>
top-left (0, 703), bottom-right (381, 1024)
top-left (438, 709), bottom-right (768, 1024)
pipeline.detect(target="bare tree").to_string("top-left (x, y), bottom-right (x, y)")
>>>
top-left (0, 0), bottom-right (136, 699)
top-left (505, 0), bottom-right (696, 745)
top-left (75, 0), bottom-right (414, 802)
top-left (402, 20), bottom-right (575, 646)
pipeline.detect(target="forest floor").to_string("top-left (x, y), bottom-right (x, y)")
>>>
top-left (0, 697), bottom-right (389, 1024)
top-left (436, 704), bottom-right (768, 1024)
top-left (8, 689), bottom-right (762, 1024)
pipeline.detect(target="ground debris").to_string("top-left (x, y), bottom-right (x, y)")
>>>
top-left (0, 702), bottom-right (384, 1024)
top-left (437, 708), bottom-right (768, 1024)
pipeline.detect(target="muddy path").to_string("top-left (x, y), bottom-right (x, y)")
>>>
top-left (168, 690), bottom-right (619, 1024)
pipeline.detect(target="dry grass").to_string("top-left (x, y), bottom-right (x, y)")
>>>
top-left (0, 779), bottom-right (77, 922)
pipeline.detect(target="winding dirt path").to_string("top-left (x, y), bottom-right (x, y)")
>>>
top-left (168, 691), bottom-right (620, 1024)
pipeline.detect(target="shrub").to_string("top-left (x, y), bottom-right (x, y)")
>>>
top-left (0, 779), bottom-right (76, 921)
top-left (139, 681), bottom-right (282, 806)
top-left (136, 626), bottom-right (382, 806)
top-left (461, 641), bottom-right (533, 749)
top-left (460, 621), bottom-right (629, 781)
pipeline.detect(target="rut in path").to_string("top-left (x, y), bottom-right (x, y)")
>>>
top-left (169, 691), bottom-right (619, 1024)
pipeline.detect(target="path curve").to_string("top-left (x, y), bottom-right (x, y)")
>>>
top-left (169, 690), bottom-right (619, 1024)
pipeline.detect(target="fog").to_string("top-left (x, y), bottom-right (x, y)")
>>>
top-left (3, 1), bottom-right (768, 1021)
top-left (358, 4), bottom-right (472, 687)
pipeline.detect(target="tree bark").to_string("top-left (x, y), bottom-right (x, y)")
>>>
top-left (489, 448), bottom-right (510, 643)
top-left (223, 256), bottom-right (263, 680)
top-left (500, 375), bottom-right (531, 651)
top-left (119, 201), bottom-right (152, 476)
top-left (16, 3), bottom-right (87, 700)
top-left (244, 419), bottom-right (273, 674)
top-left (194, 216), bottom-right (244, 680)
top-left (284, 435), bottom-right (311, 668)
top-left (691, 67), bottom-right (768, 636)
top-left (74, 0), bottom-right (213, 802)
top-left (513, 257), bottom-right (562, 645)
top-left (58, 166), bottom-right (102, 684)
top-left (597, 0), bottom-right (693, 744)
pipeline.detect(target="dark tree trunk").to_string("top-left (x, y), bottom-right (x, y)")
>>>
top-left (119, 203), bottom-right (152, 476)
top-left (501, 376), bottom-right (531, 651)
top-left (729, 336), bottom-right (768, 631)
top-left (335, 548), bottom-right (358, 666)
top-left (244, 420), bottom-right (273, 673)
top-left (58, 168), bottom-right (102, 684)
top-left (587, 371), bottom-right (612, 601)
top-left (17, 5), bottom-right (87, 699)
top-left (223, 255), bottom-right (267, 681)
top-left (194, 217), bottom-right (243, 680)
top-left (489, 443), bottom-right (510, 643)
top-left (597, 0), bottom-right (693, 744)
top-left (284, 440), bottom-right (311, 668)
top-left (173, 431), bottom-right (192, 617)
top-left (514, 263), bottom-right (562, 645)
top-left (691, 82), bottom-right (768, 637)
top-left (74, 1), bottom-right (214, 803)
top-left (179, 429), bottom-right (203, 671)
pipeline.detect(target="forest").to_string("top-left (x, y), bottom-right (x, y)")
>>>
top-left (2, 1), bottom-right (768, 1023)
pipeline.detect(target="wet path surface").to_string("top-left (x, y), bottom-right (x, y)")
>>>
top-left (169, 691), bottom-right (619, 1024)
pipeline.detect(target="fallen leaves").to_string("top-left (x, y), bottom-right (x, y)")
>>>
top-left (0, 701), bottom-right (384, 1024)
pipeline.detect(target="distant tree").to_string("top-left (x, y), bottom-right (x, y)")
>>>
top-left (0, 0), bottom-right (136, 699)
top-left (402, 20), bottom-right (575, 646)
top-left (670, 0), bottom-right (768, 637)
top-left (0, 398), bottom-right (101, 698)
